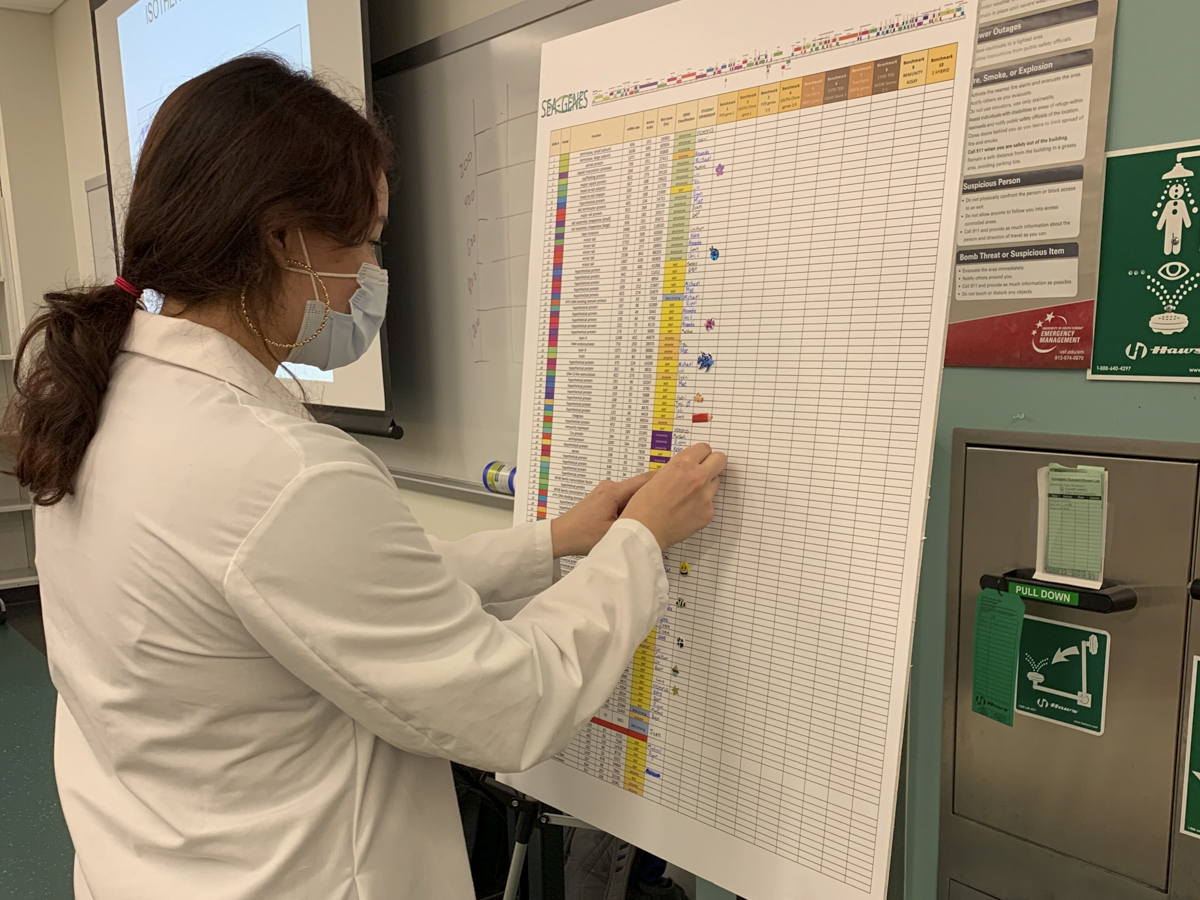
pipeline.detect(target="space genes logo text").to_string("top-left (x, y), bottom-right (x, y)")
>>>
top-left (541, 91), bottom-right (589, 118)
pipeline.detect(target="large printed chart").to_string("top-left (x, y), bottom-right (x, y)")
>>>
top-left (509, 2), bottom-right (978, 897)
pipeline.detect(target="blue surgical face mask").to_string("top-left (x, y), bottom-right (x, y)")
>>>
top-left (284, 229), bottom-right (388, 371)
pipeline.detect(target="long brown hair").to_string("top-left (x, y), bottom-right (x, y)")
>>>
top-left (5, 55), bottom-right (392, 506)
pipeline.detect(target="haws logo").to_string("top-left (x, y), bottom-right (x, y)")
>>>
top-left (1125, 343), bottom-right (1200, 356)
top-left (541, 91), bottom-right (589, 118)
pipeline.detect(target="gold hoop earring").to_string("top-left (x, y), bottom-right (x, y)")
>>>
top-left (241, 259), bottom-right (331, 350)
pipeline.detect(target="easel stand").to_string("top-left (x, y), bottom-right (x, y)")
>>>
top-left (480, 776), bottom-right (600, 900)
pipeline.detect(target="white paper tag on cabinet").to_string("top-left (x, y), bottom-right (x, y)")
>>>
top-left (1034, 463), bottom-right (1107, 589)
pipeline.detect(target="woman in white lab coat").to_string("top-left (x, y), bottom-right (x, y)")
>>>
top-left (7, 57), bottom-right (724, 900)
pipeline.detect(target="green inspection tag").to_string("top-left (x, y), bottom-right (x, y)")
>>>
top-left (971, 588), bottom-right (1026, 727)
top-left (1010, 580), bottom-right (1080, 607)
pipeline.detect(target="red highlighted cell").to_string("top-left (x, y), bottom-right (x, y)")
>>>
top-left (589, 716), bottom-right (647, 742)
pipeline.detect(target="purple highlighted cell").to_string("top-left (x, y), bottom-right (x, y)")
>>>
top-left (650, 430), bottom-right (673, 450)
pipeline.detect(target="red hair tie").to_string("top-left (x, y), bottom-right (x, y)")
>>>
top-left (113, 276), bottom-right (140, 297)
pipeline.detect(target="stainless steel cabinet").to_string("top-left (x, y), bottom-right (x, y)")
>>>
top-left (940, 431), bottom-right (1200, 900)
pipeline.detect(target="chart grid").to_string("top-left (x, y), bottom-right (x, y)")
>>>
top-left (522, 39), bottom-right (959, 893)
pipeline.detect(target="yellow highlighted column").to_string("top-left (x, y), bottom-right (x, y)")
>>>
top-left (648, 125), bottom-right (694, 470)
top-left (622, 627), bottom-right (657, 795)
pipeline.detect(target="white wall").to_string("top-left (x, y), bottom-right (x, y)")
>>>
top-left (356, 433), bottom-right (515, 536)
top-left (52, 0), bottom-right (107, 282)
top-left (395, 487), bottom-right (512, 540)
top-left (0, 7), bottom-right (78, 328)
top-left (369, 0), bottom-right (522, 61)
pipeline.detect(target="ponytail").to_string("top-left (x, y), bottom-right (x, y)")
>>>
top-left (5, 285), bottom-right (138, 505)
top-left (2, 55), bottom-right (391, 506)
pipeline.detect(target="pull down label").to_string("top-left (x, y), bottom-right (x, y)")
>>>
top-left (1010, 580), bottom-right (1080, 606)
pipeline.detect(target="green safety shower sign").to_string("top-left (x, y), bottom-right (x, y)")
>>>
top-left (1182, 657), bottom-right (1200, 839)
top-left (1093, 140), bottom-right (1200, 380)
top-left (1015, 615), bottom-right (1109, 735)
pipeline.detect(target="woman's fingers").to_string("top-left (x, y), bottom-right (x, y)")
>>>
top-left (673, 442), bottom-right (713, 466)
top-left (618, 443), bottom-right (726, 549)
top-left (702, 474), bottom-right (722, 502)
top-left (613, 470), bottom-right (655, 501)
top-left (700, 450), bottom-right (727, 477)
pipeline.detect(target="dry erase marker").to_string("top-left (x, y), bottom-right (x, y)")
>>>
top-left (483, 461), bottom-right (516, 496)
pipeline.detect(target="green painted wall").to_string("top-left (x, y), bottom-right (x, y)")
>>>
top-left (905, 2), bottom-right (1200, 896)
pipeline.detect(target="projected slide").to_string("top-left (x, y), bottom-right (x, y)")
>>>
top-left (118, 0), bottom-right (310, 166)
top-left (97, 0), bottom-right (386, 412)
top-left (120, 0), bottom-right (329, 383)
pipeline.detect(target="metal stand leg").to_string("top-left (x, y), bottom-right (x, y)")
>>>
top-left (503, 807), bottom-right (535, 900)
top-left (483, 775), bottom-right (602, 900)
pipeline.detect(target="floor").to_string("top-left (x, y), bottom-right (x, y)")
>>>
top-left (0, 605), bottom-right (74, 899)
top-left (3, 597), bottom-right (47, 655)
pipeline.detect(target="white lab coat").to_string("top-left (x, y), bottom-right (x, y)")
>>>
top-left (38, 311), bottom-right (668, 899)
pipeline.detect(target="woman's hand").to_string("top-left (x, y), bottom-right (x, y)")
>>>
top-left (550, 471), bottom-right (656, 558)
top-left (619, 443), bottom-right (726, 550)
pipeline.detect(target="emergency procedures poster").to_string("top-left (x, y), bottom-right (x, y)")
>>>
top-left (944, 0), bottom-right (1117, 369)
top-left (1091, 140), bottom-right (1200, 381)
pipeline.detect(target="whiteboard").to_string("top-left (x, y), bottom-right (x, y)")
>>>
top-left (502, 0), bottom-right (978, 896)
top-left (372, 0), bottom-right (674, 488)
